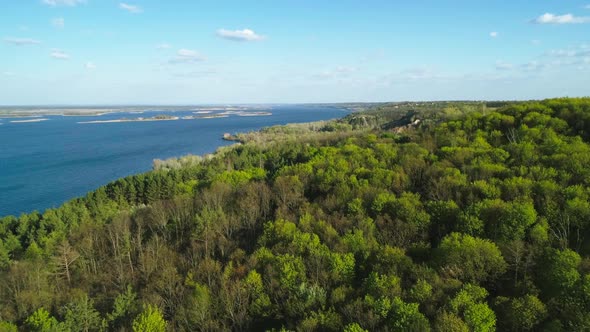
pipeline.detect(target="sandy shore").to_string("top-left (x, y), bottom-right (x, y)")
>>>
top-left (10, 118), bottom-right (50, 123)
top-left (199, 115), bottom-right (229, 119)
top-left (182, 115), bottom-right (230, 120)
top-left (62, 112), bottom-right (111, 117)
top-left (237, 112), bottom-right (272, 117)
top-left (0, 115), bottom-right (43, 119)
top-left (78, 117), bottom-right (179, 124)
top-left (77, 111), bottom-right (271, 124)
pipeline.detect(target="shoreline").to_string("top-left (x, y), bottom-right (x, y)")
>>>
top-left (10, 118), bottom-right (50, 123)
top-left (78, 112), bottom-right (272, 124)
top-left (78, 116), bottom-right (180, 124)
top-left (0, 105), bottom-right (279, 118)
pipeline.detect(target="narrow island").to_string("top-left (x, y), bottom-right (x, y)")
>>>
top-left (182, 114), bottom-right (229, 120)
top-left (78, 114), bottom-right (179, 124)
top-left (10, 118), bottom-right (50, 123)
top-left (237, 111), bottom-right (272, 117)
top-left (78, 111), bottom-right (271, 124)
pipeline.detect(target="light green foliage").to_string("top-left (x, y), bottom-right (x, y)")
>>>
top-left (437, 233), bottom-right (507, 283)
top-left (450, 285), bottom-right (496, 332)
top-left (341, 229), bottom-right (372, 260)
top-left (0, 321), bottom-right (18, 332)
top-left (409, 279), bottom-right (433, 303)
top-left (26, 308), bottom-right (66, 332)
top-left (390, 192), bottom-right (431, 229)
top-left (427, 200), bottom-right (461, 241)
top-left (296, 283), bottom-right (327, 310)
top-left (0, 240), bottom-right (10, 269)
top-left (364, 295), bottom-right (392, 319)
top-left (344, 322), bottom-right (368, 332)
top-left (278, 254), bottom-right (307, 291)
top-left (583, 274), bottom-right (590, 301)
top-left (24, 240), bottom-right (44, 261)
top-left (330, 252), bottom-right (355, 283)
top-left (476, 199), bottom-right (537, 242)
top-left (434, 312), bottom-right (469, 332)
top-left (347, 198), bottom-right (365, 216)
top-left (132, 305), bottom-right (167, 332)
top-left (537, 248), bottom-right (581, 297)
top-left (450, 284), bottom-right (489, 312)
top-left (456, 208), bottom-right (485, 236)
top-left (179, 275), bottom-right (213, 328)
top-left (371, 192), bottom-right (397, 215)
top-left (245, 270), bottom-right (272, 316)
top-left (297, 308), bottom-right (342, 331)
top-left (62, 295), bottom-right (103, 332)
top-left (176, 179), bottom-right (198, 195)
top-left (463, 303), bottom-right (496, 332)
top-left (373, 245), bottom-right (412, 276)
top-left (529, 218), bottom-right (550, 244)
top-left (364, 272), bottom-right (402, 299)
top-left (214, 168), bottom-right (266, 187)
top-left (495, 295), bottom-right (547, 331)
top-left (388, 297), bottom-right (431, 332)
top-left (107, 286), bottom-right (137, 327)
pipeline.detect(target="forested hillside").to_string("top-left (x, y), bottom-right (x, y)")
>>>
top-left (2, 98), bottom-right (590, 331)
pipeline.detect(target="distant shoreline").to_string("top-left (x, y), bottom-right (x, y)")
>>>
top-left (10, 118), bottom-right (50, 123)
top-left (0, 103), bottom-right (366, 118)
top-left (0, 106), bottom-right (277, 118)
top-left (79, 116), bottom-right (180, 124)
top-left (78, 112), bottom-right (272, 124)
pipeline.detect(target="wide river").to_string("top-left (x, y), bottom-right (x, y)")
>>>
top-left (0, 105), bottom-right (349, 216)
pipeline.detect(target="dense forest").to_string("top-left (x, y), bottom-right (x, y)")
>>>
top-left (2, 98), bottom-right (590, 331)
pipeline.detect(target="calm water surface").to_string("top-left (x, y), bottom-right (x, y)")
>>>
top-left (0, 106), bottom-right (349, 216)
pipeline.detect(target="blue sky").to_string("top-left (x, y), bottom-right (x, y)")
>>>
top-left (1, 0), bottom-right (589, 104)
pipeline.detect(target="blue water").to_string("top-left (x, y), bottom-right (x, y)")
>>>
top-left (0, 106), bottom-right (349, 216)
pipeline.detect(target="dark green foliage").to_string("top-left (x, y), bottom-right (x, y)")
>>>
top-left (1, 98), bottom-right (590, 330)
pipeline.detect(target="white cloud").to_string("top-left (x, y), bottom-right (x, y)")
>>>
top-left (495, 61), bottom-right (513, 70)
top-left (490, 31), bottom-right (498, 38)
top-left (334, 66), bottom-right (357, 73)
top-left (172, 69), bottom-right (217, 78)
top-left (85, 62), bottom-right (96, 69)
top-left (521, 61), bottom-right (547, 72)
top-left (536, 45), bottom-right (590, 68)
top-left (50, 49), bottom-right (70, 60)
top-left (42, 0), bottom-right (85, 6)
top-left (156, 43), bottom-right (171, 50)
top-left (532, 13), bottom-right (590, 24)
top-left (119, 3), bottom-right (142, 13)
top-left (313, 66), bottom-right (358, 79)
top-left (3, 37), bottom-right (41, 46)
top-left (52, 18), bottom-right (65, 28)
top-left (216, 29), bottom-right (264, 42)
top-left (549, 49), bottom-right (578, 57)
top-left (400, 67), bottom-right (439, 80)
top-left (169, 49), bottom-right (206, 64)
top-left (548, 45), bottom-right (590, 58)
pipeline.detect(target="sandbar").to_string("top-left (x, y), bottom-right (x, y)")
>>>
top-left (10, 118), bottom-right (49, 123)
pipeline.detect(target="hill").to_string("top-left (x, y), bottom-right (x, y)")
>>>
top-left (1, 98), bottom-right (590, 331)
